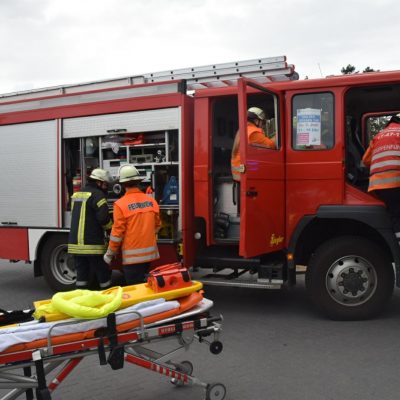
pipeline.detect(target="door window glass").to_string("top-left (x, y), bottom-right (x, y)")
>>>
top-left (292, 92), bottom-right (334, 150)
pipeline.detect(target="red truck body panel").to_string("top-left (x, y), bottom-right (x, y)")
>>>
top-left (0, 228), bottom-right (29, 260)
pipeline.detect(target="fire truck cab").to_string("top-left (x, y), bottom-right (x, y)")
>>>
top-left (193, 67), bottom-right (400, 320)
top-left (0, 56), bottom-right (399, 320)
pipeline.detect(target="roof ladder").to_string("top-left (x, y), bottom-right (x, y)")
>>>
top-left (143, 55), bottom-right (299, 90)
top-left (0, 55), bottom-right (298, 103)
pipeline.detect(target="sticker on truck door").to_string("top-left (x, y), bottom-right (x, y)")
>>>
top-left (296, 108), bottom-right (321, 146)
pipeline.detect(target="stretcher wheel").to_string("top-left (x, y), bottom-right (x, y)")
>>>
top-left (210, 341), bottom-right (223, 354)
top-left (170, 360), bottom-right (193, 386)
top-left (205, 383), bottom-right (226, 400)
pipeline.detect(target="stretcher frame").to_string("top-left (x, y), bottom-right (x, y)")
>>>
top-left (0, 308), bottom-right (225, 400)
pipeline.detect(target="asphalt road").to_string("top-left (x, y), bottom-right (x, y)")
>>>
top-left (2, 261), bottom-right (400, 400)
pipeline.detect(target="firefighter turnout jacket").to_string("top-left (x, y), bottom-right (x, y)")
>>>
top-left (107, 187), bottom-right (161, 265)
top-left (231, 121), bottom-right (276, 181)
top-left (68, 182), bottom-right (112, 255)
top-left (362, 121), bottom-right (400, 192)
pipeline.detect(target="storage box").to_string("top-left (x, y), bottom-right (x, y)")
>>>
top-left (147, 263), bottom-right (191, 293)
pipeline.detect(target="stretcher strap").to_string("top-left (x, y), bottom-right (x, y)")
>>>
top-left (34, 354), bottom-right (52, 400)
top-left (107, 313), bottom-right (124, 370)
top-left (94, 313), bottom-right (125, 370)
top-left (97, 336), bottom-right (107, 366)
top-left (23, 366), bottom-right (34, 400)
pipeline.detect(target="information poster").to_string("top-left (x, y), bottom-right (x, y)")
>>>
top-left (296, 108), bottom-right (321, 146)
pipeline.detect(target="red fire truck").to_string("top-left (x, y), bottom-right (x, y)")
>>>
top-left (0, 56), bottom-right (399, 320)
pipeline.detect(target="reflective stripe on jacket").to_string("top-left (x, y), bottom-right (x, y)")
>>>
top-left (231, 122), bottom-right (276, 182)
top-left (68, 183), bottom-right (112, 255)
top-left (108, 187), bottom-right (161, 265)
top-left (362, 122), bottom-right (400, 192)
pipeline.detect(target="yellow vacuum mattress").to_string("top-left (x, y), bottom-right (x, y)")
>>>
top-left (33, 281), bottom-right (203, 322)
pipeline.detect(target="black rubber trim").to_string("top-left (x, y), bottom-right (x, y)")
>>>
top-left (288, 205), bottom-right (400, 286)
top-left (287, 215), bottom-right (314, 270)
top-left (316, 205), bottom-right (391, 227)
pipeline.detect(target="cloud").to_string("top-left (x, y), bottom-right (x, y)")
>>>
top-left (0, 0), bottom-right (399, 93)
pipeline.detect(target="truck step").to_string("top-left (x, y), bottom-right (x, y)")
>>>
top-left (191, 270), bottom-right (282, 290)
top-left (194, 246), bottom-right (261, 269)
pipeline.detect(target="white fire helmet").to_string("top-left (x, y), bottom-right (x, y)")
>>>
top-left (247, 107), bottom-right (266, 121)
top-left (89, 168), bottom-right (111, 183)
top-left (118, 164), bottom-right (144, 183)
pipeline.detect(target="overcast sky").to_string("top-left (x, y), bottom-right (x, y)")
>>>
top-left (0, 0), bottom-right (399, 94)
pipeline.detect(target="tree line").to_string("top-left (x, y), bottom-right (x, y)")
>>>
top-left (341, 65), bottom-right (378, 74)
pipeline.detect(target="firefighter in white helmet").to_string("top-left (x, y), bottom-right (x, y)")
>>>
top-left (231, 107), bottom-right (276, 182)
top-left (68, 168), bottom-right (113, 289)
top-left (104, 165), bottom-right (161, 285)
top-left (230, 107), bottom-right (276, 215)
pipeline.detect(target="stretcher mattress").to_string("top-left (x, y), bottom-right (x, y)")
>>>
top-left (0, 292), bottom-right (209, 355)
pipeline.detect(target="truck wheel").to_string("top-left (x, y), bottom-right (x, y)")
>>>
top-left (305, 236), bottom-right (394, 320)
top-left (40, 234), bottom-right (76, 292)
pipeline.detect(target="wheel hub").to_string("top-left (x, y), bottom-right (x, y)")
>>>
top-left (326, 256), bottom-right (377, 306)
top-left (340, 269), bottom-right (367, 295)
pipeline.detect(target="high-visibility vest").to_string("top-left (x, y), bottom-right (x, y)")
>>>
top-left (68, 183), bottom-right (112, 255)
top-left (231, 122), bottom-right (276, 182)
top-left (362, 122), bottom-right (400, 192)
top-left (108, 187), bottom-right (161, 265)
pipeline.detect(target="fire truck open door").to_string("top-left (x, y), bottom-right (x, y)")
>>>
top-left (237, 78), bottom-right (285, 258)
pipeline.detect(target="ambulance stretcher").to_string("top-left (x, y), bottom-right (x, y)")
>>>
top-left (0, 295), bottom-right (225, 400)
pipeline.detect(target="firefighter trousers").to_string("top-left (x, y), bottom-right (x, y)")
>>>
top-left (74, 255), bottom-right (112, 289)
top-left (123, 262), bottom-right (150, 285)
top-left (375, 188), bottom-right (400, 245)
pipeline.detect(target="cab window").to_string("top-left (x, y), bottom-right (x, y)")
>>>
top-left (365, 114), bottom-right (392, 143)
top-left (292, 92), bottom-right (334, 150)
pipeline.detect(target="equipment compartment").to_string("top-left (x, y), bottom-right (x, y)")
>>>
top-left (63, 126), bottom-right (181, 242)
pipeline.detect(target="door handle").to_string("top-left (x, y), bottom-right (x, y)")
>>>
top-left (246, 190), bottom-right (258, 197)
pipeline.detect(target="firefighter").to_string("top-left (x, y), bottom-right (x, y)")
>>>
top-left (230, 107), bottom-right (276, 213)
top-left (103, 165), bottom-right (161, 285)
top-left (68, 168), bottom-right (113, 289)
top-left (231, 106), bottom-right (276, 181)
top-left (362, 113), bottom-right (400, 245)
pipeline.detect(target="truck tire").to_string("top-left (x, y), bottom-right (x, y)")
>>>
top-left (305, 236), bottom-right (394, 320)
top-left (40, 234), bottom-right (76, 292)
